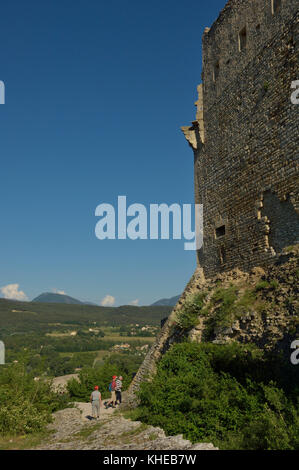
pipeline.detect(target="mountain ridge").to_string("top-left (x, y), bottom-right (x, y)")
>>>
top-left (151, 294), bottom-right (180, 307)
top-left (32, 292), bottom-right (94, 305)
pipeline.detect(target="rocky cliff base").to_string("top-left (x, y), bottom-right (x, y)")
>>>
top-left (127, 245), bottom-right (298, 404)
top-left (184, 245), bottom-right (299, 353)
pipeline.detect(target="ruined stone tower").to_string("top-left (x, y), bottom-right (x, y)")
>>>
top-left (182, 0), bottom-right (299, 278)
top-left (127, 0), bottom-right (299, 401)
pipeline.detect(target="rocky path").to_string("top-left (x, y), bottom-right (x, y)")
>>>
top-left (35, 403), bottom-right (217, 450)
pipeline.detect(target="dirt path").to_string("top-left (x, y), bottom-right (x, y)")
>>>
top-left (74, 401), bottom-right (115, 421)
top-left (35, 403), bottom-right (218, 450)
top-left (36, 375), bottom-right (217, 450)
top-left (51, 374), bottom-right (79, 392)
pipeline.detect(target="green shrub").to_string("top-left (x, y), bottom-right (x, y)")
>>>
top-left (134, 343), bottom-right (299, 450)
top-left (255, 281), bottom-right (270, 291)
top-left (205, 286), bottom-right (238, 330)
top-left (67, 353), bottom-right (142, 401)
top-left (0, 401), bottom-right (49, 435)
top-left (270, 280), bottom-right (279, 290)
top-left (234, 289), bottom-right (255, 315)
top-left (175, 293), bottom-right (207, 331)
top-left (255, 280), bottom-right (279, 292)
top-left (0, 362), bottom-right (69, 436)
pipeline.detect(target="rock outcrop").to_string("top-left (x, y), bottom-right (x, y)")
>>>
top-left (126, 245), bottom-right (299, 404)
top-left (35, 406), bottom-right (218, 450)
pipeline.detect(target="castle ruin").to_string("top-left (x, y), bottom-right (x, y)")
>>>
top-left (182, 0), bottom-right (298, 278)
top-left (127, 0), bottom-right (299, 401)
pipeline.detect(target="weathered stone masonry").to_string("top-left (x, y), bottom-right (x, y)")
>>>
top-left (127, 0), bottom-right (299, 401)
top-left (185, 0), bottom-right (299, 278)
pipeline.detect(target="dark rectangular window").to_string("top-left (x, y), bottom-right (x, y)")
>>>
top-left (213, 61), bottom-right (220, 82)
top-left (216, 225), bottom-right (226, 238)
top-left (239, 27), bottom-right (247, 51)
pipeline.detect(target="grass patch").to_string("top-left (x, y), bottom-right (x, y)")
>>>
top-left (176, 292), bottom-right (208, 331)
top-left (119, 423), bottom-right (149, 443)
top-left (270, 280), bottom-right (279, 290)
top-left (210, 285), bottom-right (238, 328)
top-left (255, 280), bottom-right (279, 292)
top-left (122, 408), bottom-right (141, 421)
top-left (255, 281), bottom-right (270, 291)
top-left (73, 421), bottom-right (105, 439)
top-left (232, 289), bottom-right (256, 319)
top-left (283, 245), bottom-right (295, 253)
top-left (0, 429), bottom-right (54, 450)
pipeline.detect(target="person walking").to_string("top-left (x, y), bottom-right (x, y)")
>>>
top-left (108, 375), bottom-right (117, 408)
top-left (90, 385), bottom-right (102, 419)
top-left (115, 376), bottom-right (123, 405)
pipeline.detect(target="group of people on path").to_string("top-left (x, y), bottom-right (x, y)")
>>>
top-left (90, 375), bottom-right (123, 420)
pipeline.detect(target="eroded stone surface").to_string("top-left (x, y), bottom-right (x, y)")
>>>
top-left (186, 0), bottom-right (299, 279)
top-left (126, 247), bottom-right (299, 404)
top-left (35, 407), bottom-right (218, 450)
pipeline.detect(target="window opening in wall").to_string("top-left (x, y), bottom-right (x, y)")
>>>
top-left (213, 61), bottom-right (220, 82)
top-left (215, 225), bottom-right (226, 238)
top-left (252, 242), bottom-right (259, 253)
top-left (239, 27), bottom-right (247, 51)
top-left (272, 0), bottom-right (281, 14)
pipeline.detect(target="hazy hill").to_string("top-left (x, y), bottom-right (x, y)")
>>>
top-left (151, 295), bottom-right (180, 307)
top-left (0, 298), bottom-right (172, 335)
top-left (32, 292), bottom-right (89, 305)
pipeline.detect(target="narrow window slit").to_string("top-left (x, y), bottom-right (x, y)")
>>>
top-left (239, 27), bottom-right (247, 51)
top-left (272, 0), bottom-right (281, 14)
top-left (213, 61), bottom-right (220, 82)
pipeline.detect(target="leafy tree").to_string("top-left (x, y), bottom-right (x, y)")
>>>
top-left (67, 353), bottom-right (143, 401)
top-left (0, 362), bottom-right (69, 435)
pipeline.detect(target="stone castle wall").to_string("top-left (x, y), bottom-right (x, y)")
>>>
top-left (186, 0), bottom-right (299, 278)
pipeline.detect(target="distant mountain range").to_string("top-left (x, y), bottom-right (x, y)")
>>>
top-left (32, 292), bottom-right (96, 305)
top-left (31, 292), bottom-right (180, 307)
top-left (151, 294), bottom-right (180, 307)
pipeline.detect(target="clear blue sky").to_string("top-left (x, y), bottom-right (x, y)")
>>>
top-left (0, 0), bottom-right (226, 306)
